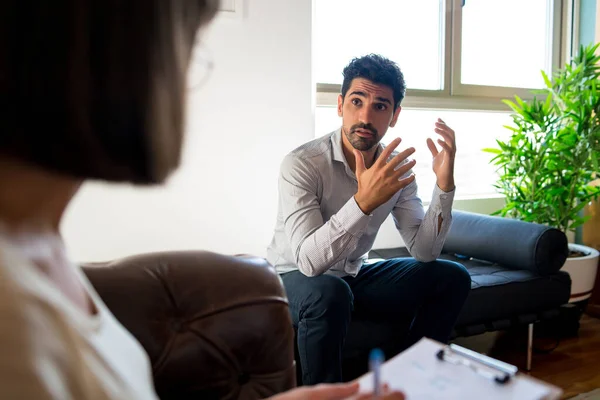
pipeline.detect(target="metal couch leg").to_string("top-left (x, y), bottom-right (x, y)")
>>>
top-left (526, 323), bottom-right (533, 371)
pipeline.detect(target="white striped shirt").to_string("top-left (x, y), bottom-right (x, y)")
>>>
top-left (267, 128), bottom-right (455, 278)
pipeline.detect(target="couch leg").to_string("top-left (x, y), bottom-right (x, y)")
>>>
top-left (526, 323), bottom-right (533, 372)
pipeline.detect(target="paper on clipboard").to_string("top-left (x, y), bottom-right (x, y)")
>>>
top-left (357, 338), bottom-right (562, 400)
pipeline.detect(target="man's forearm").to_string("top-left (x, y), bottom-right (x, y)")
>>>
top-left (401, 186), bottom-right (454, 261)
top-left (436, 183), bottom-right (453, 234)
top-left (290, 197), bottom-right (370, 277)
top-left (294, 222), bottom-right (362, 276)
top-left (407, 210), bottom-right (448, 262)
top-left (437, 179), bottom-right (455, 193)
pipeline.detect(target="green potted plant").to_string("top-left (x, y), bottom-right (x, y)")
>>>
top-left (484, 43), bottom-right (600, 303)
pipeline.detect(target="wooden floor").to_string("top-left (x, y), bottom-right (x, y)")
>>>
top-left (454, 314), bottom-right (600, 399)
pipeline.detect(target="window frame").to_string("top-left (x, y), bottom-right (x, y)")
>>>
top-left (315, 0), bottom-right (577, 112)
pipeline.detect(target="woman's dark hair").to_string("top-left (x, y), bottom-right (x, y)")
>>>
top-left (0, 0), bottom-right (218, 183)
top-left (341, 54), bottom-right (406, 111)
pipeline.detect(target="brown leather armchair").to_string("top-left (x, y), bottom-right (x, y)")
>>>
top-left (82, 251), bottom-right (296, 400)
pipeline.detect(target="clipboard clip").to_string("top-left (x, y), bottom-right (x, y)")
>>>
top-left (436, 343), bottom-right (518, 385)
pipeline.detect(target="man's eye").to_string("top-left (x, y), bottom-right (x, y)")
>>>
top-left (351, 98), bottom-right (361, 106)
top-left (376, 104), bottom-right (387, 111)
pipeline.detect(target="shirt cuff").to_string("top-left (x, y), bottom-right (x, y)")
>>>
top-left (430, 184), bottom-right (455, 214)
top-left (429, 185), bottom-right (455, 254)
top-left (335, 196), bottom-right (372, 237)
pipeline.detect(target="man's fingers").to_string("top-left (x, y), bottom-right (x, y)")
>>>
top-left (437, 139), bottom-right (453, 154)
top-left (386, 147), bottom-right (416, 170)
top-left (375, 138), bottom-right (402, 168)
top-left (435, 122), bottom-right (455, 141)
top-left (426, 138), bottom-right (438, 157)
top-left (393, 173), bottom-right (416, 190)
top-left (435, 117), bottom-right (454, 137)
top-left (434, 127), bottom-right (455, 149)
top-left (436, 117), bottom-right (448, 129)
top-left (391, 159), bottom-right (416, 179)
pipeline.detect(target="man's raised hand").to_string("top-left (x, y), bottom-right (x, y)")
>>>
top-left (354, 138), bottom-right (416, 214)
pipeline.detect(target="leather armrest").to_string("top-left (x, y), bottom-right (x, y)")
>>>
top-left (82, 251), bottom-right (295, 400)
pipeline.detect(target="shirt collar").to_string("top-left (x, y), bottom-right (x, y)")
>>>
top-left (332, 128), bottom-right (347, 163)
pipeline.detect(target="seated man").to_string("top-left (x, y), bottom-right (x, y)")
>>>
top-left (266, 54), bottom-right (471, 385)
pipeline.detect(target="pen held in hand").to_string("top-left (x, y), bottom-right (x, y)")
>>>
top-left (369, 348), bottom-right (385, 397)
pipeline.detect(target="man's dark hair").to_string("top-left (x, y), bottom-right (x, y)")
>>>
top-left (341, 54), bottom-right (406, 110)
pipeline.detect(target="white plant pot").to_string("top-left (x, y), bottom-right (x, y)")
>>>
top-left (560, 243), bottom-right (600, 303)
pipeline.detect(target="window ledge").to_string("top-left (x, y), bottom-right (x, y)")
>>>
top-left (317, 90), bottom-right (513, 112)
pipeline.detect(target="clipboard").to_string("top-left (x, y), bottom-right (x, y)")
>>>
top-left (357, 338), bottom-right (562, 400)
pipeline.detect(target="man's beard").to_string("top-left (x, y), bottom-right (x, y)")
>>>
top-left (344, 123), bottom-right (380, 151)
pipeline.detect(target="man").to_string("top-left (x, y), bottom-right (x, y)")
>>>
top-left (267, 54), bottom-right (471, 385)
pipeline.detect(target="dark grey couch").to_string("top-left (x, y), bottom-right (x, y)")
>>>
top-left (334, 211), bottom-right (571, 381)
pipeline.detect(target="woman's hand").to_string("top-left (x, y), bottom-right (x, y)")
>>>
top-left (267, 381), bottom-right (405, 400)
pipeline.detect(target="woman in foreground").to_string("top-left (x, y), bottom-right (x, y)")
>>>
top-left (0, 1), bottom-right (403, 399)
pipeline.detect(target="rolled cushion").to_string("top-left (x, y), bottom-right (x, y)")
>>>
top-left (443, 211), bottom-right (568, 275)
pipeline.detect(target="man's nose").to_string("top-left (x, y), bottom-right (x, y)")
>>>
top-left (358, 105), bottom-right (374, 125)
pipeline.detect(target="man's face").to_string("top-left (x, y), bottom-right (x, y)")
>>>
top-left (337, 78), bottom-right (401, 151)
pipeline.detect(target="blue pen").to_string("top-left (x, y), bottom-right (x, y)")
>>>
top-left (369, 348), bottom-right (384, 397)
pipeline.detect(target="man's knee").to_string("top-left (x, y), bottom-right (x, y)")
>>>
top-left (428, 259), bottom-right (471, 293)
top-left (298, 275), bottom-right (354, 317)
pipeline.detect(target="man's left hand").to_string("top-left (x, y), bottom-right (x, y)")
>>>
top-left (427, 118), bottom-right (456, 192)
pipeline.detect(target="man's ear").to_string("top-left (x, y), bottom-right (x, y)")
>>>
top-left (389, 105), bottom-right (402, 127)
top-left (337, 94), bottom-right (344, 117)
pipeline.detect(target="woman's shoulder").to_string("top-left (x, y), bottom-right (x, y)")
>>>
top-left (0, 240), bottom-right (112, 398)
top-left (0, 248), bottom-right (84, 395)
top-left (0, 242), bottom-right (79, 352)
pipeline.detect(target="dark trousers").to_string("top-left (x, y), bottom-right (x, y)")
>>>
top-left (280, 258), bottom-right (471, 385)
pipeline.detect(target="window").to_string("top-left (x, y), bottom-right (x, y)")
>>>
top-left (314, 0), bottom-right (574, 198)
top-left (315, 0), bottom-right (445, 91)
top-left (459, 0), bottom-right (553, 89)
top-left (453, 0), bottom-right (563, 98)
top-left (315, 108), bottom-right (512, 199)
top-left (315, 0), bottom-right (568, 105)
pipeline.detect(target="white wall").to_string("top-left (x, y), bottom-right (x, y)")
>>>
top-left (62, 0), bottom-right (314, 261)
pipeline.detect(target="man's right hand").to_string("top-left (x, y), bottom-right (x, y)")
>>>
top-left (354, 138), bottom-right (416, 214)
